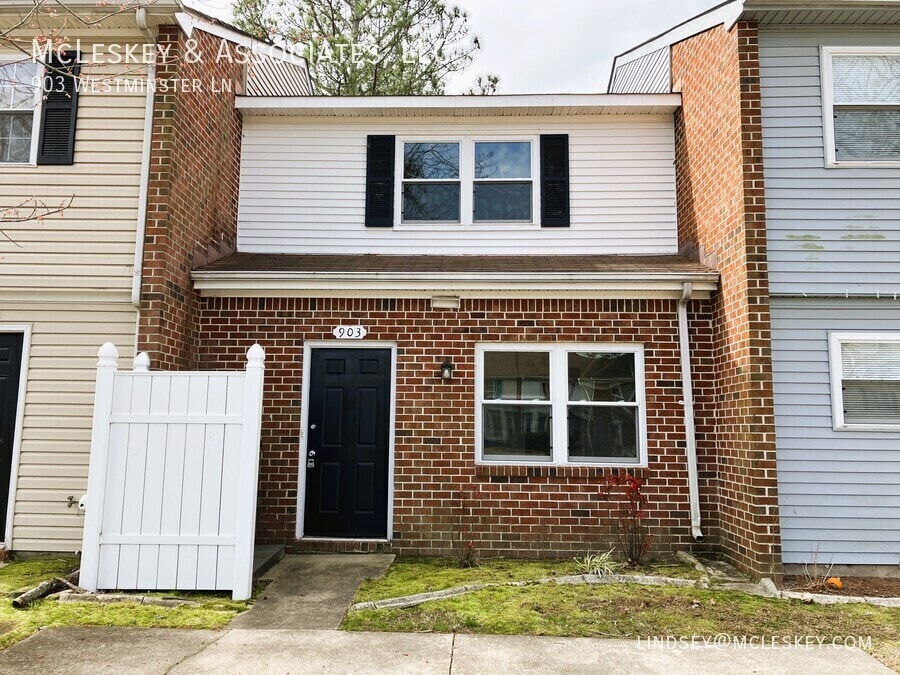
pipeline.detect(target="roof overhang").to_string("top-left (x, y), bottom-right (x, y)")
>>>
top-left (191, 269), bottom-right (719, 300)
top-left (234, 93), bottom-right (682, 117)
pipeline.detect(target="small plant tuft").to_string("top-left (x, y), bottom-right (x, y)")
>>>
top-left (599, 473), bottom-right (653, 567)
top-left (574, 549), bottom-right (622, 577)
top-left (802, 544), bottom-right (835, 591)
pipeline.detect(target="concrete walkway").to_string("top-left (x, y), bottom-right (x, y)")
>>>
top-left (0, 626), bottom-right (890, 674)
top-left (231, 553), bottom-right (394, 630)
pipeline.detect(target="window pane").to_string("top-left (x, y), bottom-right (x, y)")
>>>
top-left (483, 351), bottom-right (550, 400)
top-left (482, 404), bottom-right (552, 459)
top-left (834, 109), bottom-right (900, 161)
top-left (841, 341), bottom-right (900, 379)
top-left (0, 112), bottom-right (32, 163)
top-left (402, 183), bottom-right (460, 221)
top-left (473, 182), bottom-right (532, 221)
top-left (403, 142), bottom-right (459, 179)
top-left (568, 406), bottom-right (638, 461)
top-left (474, 141), bottom-right (531, 179)
top-left (843, 381), bottom-right (900, 425)
top-left (0, 62), bottom-right (38, 110)
top-left (833, 55), bottom-right (900, 104)
top-left (568, 352), bottom-right (636, 402)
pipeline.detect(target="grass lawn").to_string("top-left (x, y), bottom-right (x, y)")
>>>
top-left (344, 558), bottom-right (900, 671)
top-left (0, 558), bottom-right (248, 652)
top-left (353, 557), bottom-right (702, 603)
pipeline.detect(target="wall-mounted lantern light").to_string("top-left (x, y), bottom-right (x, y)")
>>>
top-left (440, 358), bottom-right (454, 381)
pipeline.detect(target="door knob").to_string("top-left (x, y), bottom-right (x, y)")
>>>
top-left (308, 450), bottom-right (316, 458)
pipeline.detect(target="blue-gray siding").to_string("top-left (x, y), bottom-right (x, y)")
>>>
top-left (759, 26), bottom-right (900, 297)
top-left (771, 297), bottom-right (900, 566)
top-left (609, 47), bottom-right (671, 94)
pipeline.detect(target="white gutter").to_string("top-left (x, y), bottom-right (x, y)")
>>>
top-left (131, 59), bottom-right (155, 309)
top-left (678, 281), bottom-right (704, 542)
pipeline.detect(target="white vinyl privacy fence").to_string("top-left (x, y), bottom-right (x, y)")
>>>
top-left (80, 343), bottom-right (265, 600)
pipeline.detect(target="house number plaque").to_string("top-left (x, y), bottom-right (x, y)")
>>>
top-left (332, 325), bottom-right (367, 339)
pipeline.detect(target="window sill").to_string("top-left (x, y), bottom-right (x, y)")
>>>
top-left (0, 162), bottom-right (38, 168)
top-left (475, 463), bottom-right (647, 479)
top-left (826, 160), bottom-right (900, 169)
top-left (833, 423), bottom-right (900, 432)
top-left (393, 222), bottom-right (540, 230)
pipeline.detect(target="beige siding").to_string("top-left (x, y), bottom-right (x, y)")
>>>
top-left (0, 36), bottom-right (145, 550)
top-left (2, 303), bottom-right (137, 551)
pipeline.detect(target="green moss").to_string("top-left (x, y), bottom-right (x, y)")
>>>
top-left (343, 582), bottom-right (900, 651)
top-left (0, 557), bottom-right (248, 652)
top-left (353, 557), bottom-right (702, 603)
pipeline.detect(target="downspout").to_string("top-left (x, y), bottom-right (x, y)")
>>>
top-left (678, 281), bottom-right (704, 542)
top-left (132, 8), bottom-right (156, 309)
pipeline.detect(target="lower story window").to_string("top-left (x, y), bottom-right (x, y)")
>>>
top-left (477, 344), bottom-right (646, 465)
top-left (829, 332), bottom-right (900, 429)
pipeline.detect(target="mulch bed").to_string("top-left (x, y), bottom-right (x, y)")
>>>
top-left (780, 576), bottom-right (900, 598)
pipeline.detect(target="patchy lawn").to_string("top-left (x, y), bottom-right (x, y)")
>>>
top-left (353, 557), bottom-right (701, 603)
top-left (0, 557), bottom-right (248, 652)
top-left (344, 558), bottom-right (900, 671)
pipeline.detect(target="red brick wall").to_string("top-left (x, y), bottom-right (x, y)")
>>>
top-left (198, 296), bottom-right (715, 558)
top-left (671, 22), bottom-right (782, 577)
top-left (138, 26), bottom-right (242, 369)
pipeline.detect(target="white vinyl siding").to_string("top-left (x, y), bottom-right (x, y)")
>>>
top-left (772, 297), bottom-right (900, 566)
top-left (236, 115), bottom-right (678, 255)
top-left (759, 27), bottom-right (900, 296)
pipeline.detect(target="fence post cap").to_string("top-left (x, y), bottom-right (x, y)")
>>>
top-left (133, 352), bottom-right (151, 372)
top-left (97, 342), bottom-right (119, 365)
top-left (246, 343), bottom-right (265, 363)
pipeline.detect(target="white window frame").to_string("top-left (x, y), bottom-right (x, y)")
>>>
top-left (475, 343), bottom-right (648, 467)
top-left (394, 136), bottom-right (540, 228)
top-left (820, 46), bottom-right (900, 168)
top-left (828, 331), bottom-right (900, 431)
top-left (0, 55), bottom-right (43, 166)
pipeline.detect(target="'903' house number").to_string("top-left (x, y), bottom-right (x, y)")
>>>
top-left (333, 325), bottom-right (367, 339)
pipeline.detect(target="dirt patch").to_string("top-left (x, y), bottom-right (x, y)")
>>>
top-left (0, 622), bottom-right (14, 636)
top-left (781, 575), bottom-right (900, 598)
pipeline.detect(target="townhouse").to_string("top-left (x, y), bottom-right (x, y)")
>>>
top-left (613, 0), bottom-right (900, 573)
top-left (0, 0), bottom-right (309, 555)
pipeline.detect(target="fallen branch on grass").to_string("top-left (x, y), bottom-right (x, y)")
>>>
top-left (12, 570), bottom-right (80, 608)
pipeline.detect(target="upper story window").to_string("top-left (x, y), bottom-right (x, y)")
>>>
top-left (820, 47), bottom-right (900, 167)
top-left (476, 344), bottom-right (647, 466)
top-left (399, 138), bottom-right (537, 225)
top-left (829, 332), bottom-right (900, 430)
top-left (0, 60), bottom-right (40, 164)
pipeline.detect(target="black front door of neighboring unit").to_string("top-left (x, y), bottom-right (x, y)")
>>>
top-left (0, 333), bottom-right (23, 538)
top-left (304, 348), bottom-right (391, 538)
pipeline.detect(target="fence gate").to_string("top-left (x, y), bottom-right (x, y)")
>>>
top-left (79, 343), bottom-right (265, 600)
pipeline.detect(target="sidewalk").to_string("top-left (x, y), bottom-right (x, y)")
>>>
top-left (0, 626), bottom-right (890, 674)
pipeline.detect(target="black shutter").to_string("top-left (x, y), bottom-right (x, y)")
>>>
top-left (365, 135), bottom-right (395, 227)
top-left (37, 51), bottom-right (80, 165)
top-left (540, 134), bottom-right (570, 227)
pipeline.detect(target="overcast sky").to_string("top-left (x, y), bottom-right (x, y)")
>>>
top-left (445, 0), bottom-right (715, 94)
top-left (195, 0), bottom-right (717, 93)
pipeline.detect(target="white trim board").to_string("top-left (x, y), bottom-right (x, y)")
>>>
top-left (819, 46), bottom-right (900, 169)
top-left (0, 325), bottom-right (31, 548)
top-left (296, 341), bottom-right (397, 541)
top-left (828, 331), bottom-right (900, 431)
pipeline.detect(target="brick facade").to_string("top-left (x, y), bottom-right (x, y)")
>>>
top-left (138, 26), bottom-right (243, 369)
top-left (197, 296), bottom-right (716, 558)
top-left (671, 22), bottom-right (782, 577)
